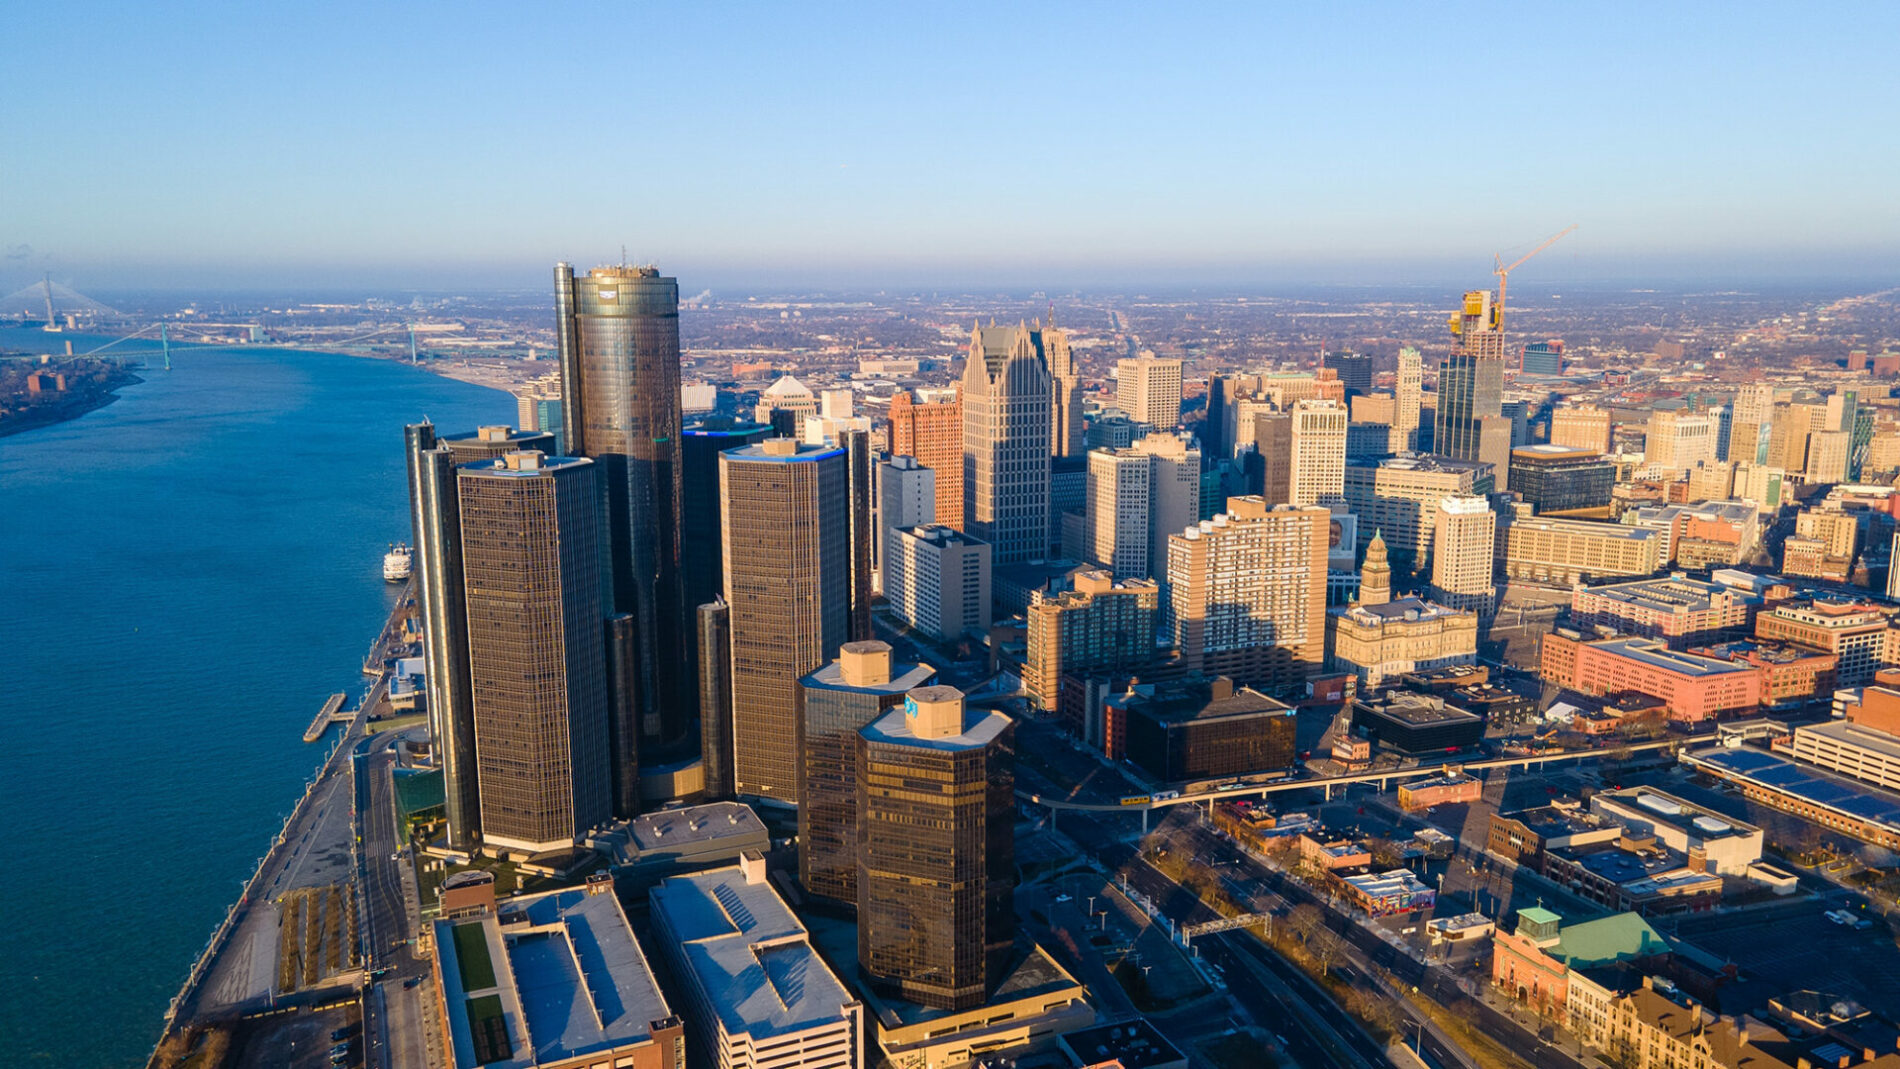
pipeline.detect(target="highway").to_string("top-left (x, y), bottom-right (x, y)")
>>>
top-left (355, 728), bottom-right (438, 1069)
top-left (1019, 739), bottom-right (1680, 812)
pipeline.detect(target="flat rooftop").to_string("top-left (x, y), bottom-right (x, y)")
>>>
top-left (1499, 803), bottom-right (1612, 841)
top-left (1345, 595), bottom-right (1468, 624)
top-left (1579, 575), bottom-right (1730, 613)
top-left (1348, 452), bottom-right (1492, 476)
top-left (1594, 787), bottom-right (1760, 839)
top-left (1798, 719), bottom-right (1900, 762)
top-left (1356, 694), bottom-right (1484, 727)
top-left (435, 887), bottom-right (672, 1069)
top-left (648, 866), bottom-right (857, 1041)
top-left (800, 657), bottom-right (937, 697)
top-left (1061, 1019), bottom-right (1186, 1069)
top-left (862, 704), bottom-right (1010, 752)
top-left (1687, 747), bottom-right (1900, 832)
top-left (1591, 638), bottom-right (1755, 678)
top-left (616, 802), bottom-right (768, 859)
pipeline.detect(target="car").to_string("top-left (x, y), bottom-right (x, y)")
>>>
top-left (1055, 894), bottom-right (1073, 903)
top-left (331, 1028), bottom-right (352, 1041)
top-left (404, 975), bottom-right (422, 989)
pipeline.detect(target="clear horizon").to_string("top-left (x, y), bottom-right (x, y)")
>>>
top-left (7, 2), bottom-right (1899, 291)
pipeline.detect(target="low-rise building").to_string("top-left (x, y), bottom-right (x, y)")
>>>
top-left (1487, 803), bottom-right (1622, 871)
top-left (590, 802), bottom-right (772, 892)
top-left (1340, 869), bottom-right (1436, 916)
top-left (1683, 745), bottom-right (1900, 852)
top-left (1298, 835), bottom-right (1372, 871)
top-left (1540, 633), bottom-right (1762, 722)
top-left (1347, 690), bottom-right (1486, 754)
top-left (648, 856), bottom-right (863, 1069)
top-left (1397, 771), bottom-right (1482, 811)
top-left (431, 880), bottom-right (685, 1069)
top-left (1569, 573), bottom-right (1764, 649)
top-left (1589, 788), bottom-right (1763, 875)
top-left (1543, 839), bottom-right (1723, 916)
top-left (1058, 1019), bottom-right (1188, 1069)
top-left (1688, 639), bottom-right (1837, 709)
top-left (1755, 600), bottom-right (1891, 686)
top-left (1490, 909), bottom-right (1672, 1018)
top-left (1326, 595), bottom-right (1478, 687)
top-left (1625, 500), bottom-right (1761, 569)
top-left (1114, 675), bottom-right (1297, 782)
top-left (1501, 515), bottom-right (1663, 586)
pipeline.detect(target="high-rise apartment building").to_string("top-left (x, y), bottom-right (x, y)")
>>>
top-left (1117, 355), bottom-right (1184, 430)
top-left (797, 641), bottom-right (935, 909)
top-left (1727, 383), bottom-right (1775, 465)
top-left (1167, 498), bottom-right (1330, 694)
top-left (1437, 289), bottom-right (1507, 464)
top-left (884, 525), bottom-right (992, 643)
top-left (1289, 399), bottom-right (1348, 506)
top-left (554, 264), bottom-right (688, 770)
top-left (1549, 404), bottom-right (1614, 455)
top-left (857, 686), bottom-right (1015, 1011)
top-left (1343, 453), bottom-right (1496, 578)
top-left (1429, 495), bottom-right (1497, 617)
top-left (1322, 351), bottom-right (1373, 394)
top-left (1134, 433), bottom-right (1201, 576)
top-left (458, 451), bottom-right (611, 852)
top-left (1024, 571), bottom-right (1159, 713)
top-left (721, 439), bottom-right (850, 804)
top-left (963, 322), bottom-right (1053, 563)
top-left (1394, 347), bottom-right (1423, 451)
top-left (888, 388), bottom-right (964, 528)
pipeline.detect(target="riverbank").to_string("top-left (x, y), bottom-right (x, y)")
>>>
top-left (0, 362), bottom-right (144, 438)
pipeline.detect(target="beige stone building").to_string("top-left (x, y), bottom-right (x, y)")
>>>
top-left (1167, 498), bottom-right (1329, 694)
top-left (1328, 533), bottom-right (1478, 687)
top-left (1430, 494), bottom-right (1497, 616)
top-left (1500, 515), bottom-right (1663, 586)
top-left (1289, 399), bottom-right (1348, 506)
top-left (1116, 355), bottom-right (1184, 430)
top-left (1023, 571), bottom-right (1159, 710)
top-left (1550, 404), bottom-right (1613, 454)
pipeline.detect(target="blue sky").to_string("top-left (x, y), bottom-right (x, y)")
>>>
top-left (5, 2), bottom-right (1898, 290)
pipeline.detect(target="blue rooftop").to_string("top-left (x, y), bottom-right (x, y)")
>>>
top-left (1686, 747), bottom-right (1900, 828)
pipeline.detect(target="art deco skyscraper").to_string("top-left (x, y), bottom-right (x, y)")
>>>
top-left (796, 640), bottom-right (934, 909)
top-left (1394, 346), bottom-right (1423, 451)
top-left (963, 322), bottom-right (1053, 564)
top-left (1044, 315), bottom-right (1085, 457)
top-left (721, 439), bottom-right (850, 804)
top-left (857, 686), bottom-right (1015, 1011)
top-left (457, 450), bottom-right (612, 852)
top-left (554, 263), bottom-right (687, 776)
top-left (1288, 399), bottom-right (1348, 506)
top-left (405, 423), bottom-right (558, 849)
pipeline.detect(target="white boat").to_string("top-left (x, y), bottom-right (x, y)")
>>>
top-left (383, 543), bottom-right (413, 582)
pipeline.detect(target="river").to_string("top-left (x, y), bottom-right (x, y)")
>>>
top-left (0, 327), bottom-right (511, 1068)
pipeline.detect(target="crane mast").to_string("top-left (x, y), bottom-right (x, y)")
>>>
top-left (1493, 225), bottom-right (1577, 333)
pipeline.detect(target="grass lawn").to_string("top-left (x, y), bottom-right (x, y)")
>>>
top-left (452, 923), bottom-right (497, 990)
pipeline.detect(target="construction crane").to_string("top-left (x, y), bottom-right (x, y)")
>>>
top-left (1493, 224), bottom-right (1577, 333)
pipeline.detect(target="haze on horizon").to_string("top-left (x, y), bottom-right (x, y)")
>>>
top-left (6, 2), bottom-right (1898, 293)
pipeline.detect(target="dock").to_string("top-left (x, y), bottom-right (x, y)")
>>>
top-left (303, 693), bottom-right (349, 744)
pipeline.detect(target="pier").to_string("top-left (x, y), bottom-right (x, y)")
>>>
top-left (302, 693), bottom-right (349, 743)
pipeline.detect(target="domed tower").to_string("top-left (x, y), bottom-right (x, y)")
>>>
top-left (1360, 529), bottom-right (1392, 607)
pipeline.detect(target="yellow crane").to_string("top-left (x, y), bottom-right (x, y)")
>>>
top-left (1493, 224), bottom-right (1577, 333)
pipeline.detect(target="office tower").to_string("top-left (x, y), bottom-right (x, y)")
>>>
top-left (1430, 495), bottom-right (1497, 617)
top-left (649, 858), bottom-right (862, 1069)
top-left (1394, 347), bottom-right (1423, 452)
top-left (681, 423), bottom-right (775, 613)
top-left (1351, 392), bottom-right (1395, 425)
top-left (1646, 410), bottom-right (1715, 473)
top-left (1204, 375), bottom-right (1241, 460)
top-left (516, 393), bottom-right (566, 451)
top-left (1509, 445), bottom-right (1614, 516)
top-left (1728, 383), bottom-right (1775, 465)
top-left (884, 525), bottom-right (992, 642)
top-left (1117, 355), bottom-right (1184, 430)
top-left (1768, 402), bottom-right (1817, 474)
top-left (880, 455), bottom-right (937, 533)
top-left (888, 388), bottom-right (964, 528)
top-left (1347, 422), bottom-right (1394, 459)
top-left (1499, 399), bottom-right (1532, 448)
top-left (404, 423), bottom-right (480, 848)
top-left (1521, 339), bottom-right (1564, 376)
top-left (1134, 433), bottom-right (1201, 575)
top-left (844, 429), bottom-right (875, 642)
top-left (1343, 453), bottom-right (1495, 579)
top-left (697, 600), bottom-right (734, 801)
top-left (1199, 458), bottom-right (1246, 521)
top-left (857, 685), bottom-right (1014, 1011)
top-left (1244, 408), bottom-right (1294, 502)
top-left (1167, 498), bottom-right (1330, 694)
top-left (554, 264), bottom-right (688, 771)
top-left (1888, 532), bottom-right (1900, 601)
top-left (963, 322), bottom-right (1053, 563)
top-left (1712, 404), bottom-right (1734, 462)
top-left (1549, 404), bottom-right (1614, 454)
top-left (1479, 415), bottom-right (1514, 491)
top-left (1437, 290), bottom-right (1506, 463)
top-left (797, 641), bottom-right (935, 908)
top-left (1050, 454), bottom-right (1088, 556)
top-left (1805, 429), bottom-right (1851, 484)
top-left (1322, 351), bottom-right (1373, 394)
top-left (1359, 529), bottom-right (1392, 607)
top-left (1046, 314), bottom-right (1085, 457)
top-left (1024, 571), bottom-right (1159, 712)
top-left (1289, 399), bottom-right (1348, 506)
top-left (458, 451), bottom-right (611, 852)
top-left (722, 439), bottom-right (850, 804)
top-left (754, 374), bottom-right (819, 426)
top-left (1086, 448), bottom-right (1151, 578)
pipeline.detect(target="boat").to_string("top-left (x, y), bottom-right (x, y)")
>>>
top-left (383, 543), bottom-right (413, 582)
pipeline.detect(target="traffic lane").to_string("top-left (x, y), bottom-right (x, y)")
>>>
top-left (1205, 939), bottom-right (1357, 1069)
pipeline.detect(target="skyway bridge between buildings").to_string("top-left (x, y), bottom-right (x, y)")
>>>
top-left (1020, 738), bottom-right (1680, 829)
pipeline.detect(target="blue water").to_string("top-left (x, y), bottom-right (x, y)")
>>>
top-left (0, 328), bottom-right (512, 1068)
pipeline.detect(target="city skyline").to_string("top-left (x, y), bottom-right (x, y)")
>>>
top-left (7, 4), bottom-right (1900, 290)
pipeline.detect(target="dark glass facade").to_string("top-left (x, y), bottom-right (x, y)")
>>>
top-left (857, 695), bottom-right (1015, 1011)
top-left (1323, 351), bottom-right (1373, 394)
top-left (721, 442), bottom-right (850, 804)
top-left (1521, 340), bottom-right (1564, 376)
top-left (1436, 351), bottom-right (1504, 462)
top-left (555, 264), bottom-right (687, 769)
top-left (680, 423), bottom-right (774, 613)
top-left (458, 453), bottom-right (611, 851)
top-left (405, 423), bottom-right (480, 848)
top-left (696, 601), bottom-right (733, 801)
top-left (1123, 689), bottom-right (1297, 782)
top-left (1510, 447), bottom-right (1614, 515)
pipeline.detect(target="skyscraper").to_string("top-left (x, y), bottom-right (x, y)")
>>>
top-left (458, 451), bottom-right (611, 852)
top-left (405, 423), bottom-right (560, 850)
top-left (888, 388), bottom-right (964, 528)
top-left (554, 264), bottom-right (688, 774)
top-left (722, 439), bottom-right (851, 805)
top-left (1086, 448), bottom-right (1152, 579)
top-left (963, 322), bottom-right (1053, 563)
top-left (1288, 399), bottom-right (1348, 506)
top-left (1394, 346), bottom-right (1423, 452)
top-left (696, 600), bottom-right (734, 801)
top-left (1045, 315), bottom-right (1085, 457)
top-left (1167, 498), bottom-right (1330, 694)
top-left (1117, 355), bottom-right (1185, 430)
top-left (1550, 404), bottom-right (1614, 455)
top-left (681, 422), bottom-right (775, 612)
top-left (1646, 410), bottom-right (1716, 473)
top-left (1322, 351), bottom-right (1373, 394)
top-left (844, 428), bottom-right (876, 642)
top-left (796, 641), bottom-right (935, 909)
top-left (1429, 495), bottom-right (1497, 618)
top-left (1728, 383), bottom-right (1775, 465)
top-left (857, 686), bottom-right (1014, 1011)
top-left (1521, 339), bottom-right (1564, 377)
top-left (1436, 290), bottom-right (1507, 465)
top-left (1024, 570), bottom-right (1159, 714)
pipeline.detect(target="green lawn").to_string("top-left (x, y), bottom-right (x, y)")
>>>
top-left (452, 923), bottom-right (497, 991)
top-left (466, 994), bottom-right (511, 1064)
